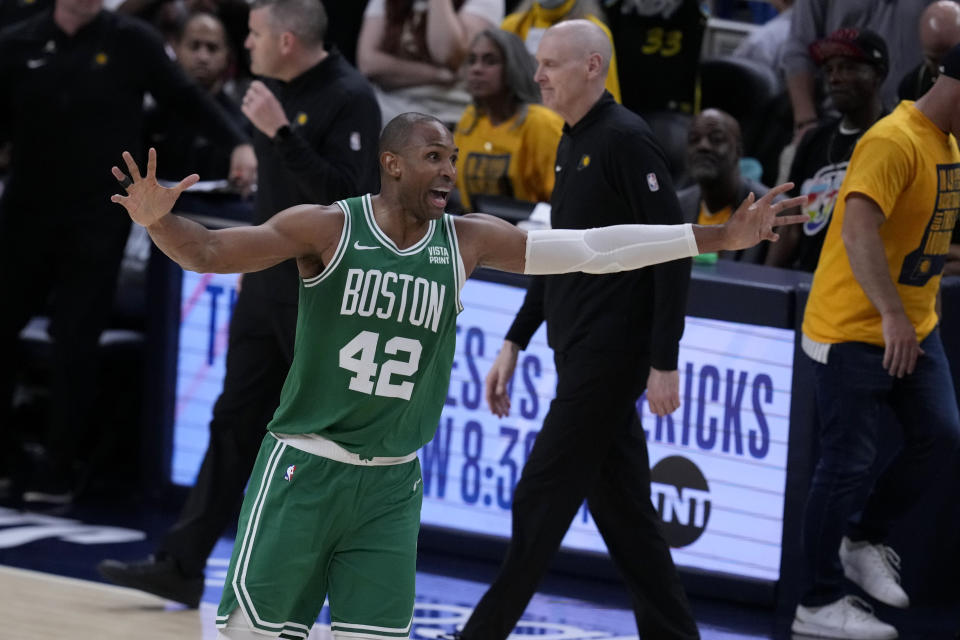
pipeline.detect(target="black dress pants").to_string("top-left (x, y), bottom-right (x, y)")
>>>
top-left (160, 286), bottom-right (297, 577)
top-left (460, 345), bottom-right (699, 640)
top-left (0, 214), bottom-right (129, 478)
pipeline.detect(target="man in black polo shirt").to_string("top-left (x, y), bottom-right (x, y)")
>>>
top-left (0, 0), bottom-right (254, 503)
top-left (455, 19), bottom-right (700, 640)
top-left (98, 0), bottom-right (381, 608)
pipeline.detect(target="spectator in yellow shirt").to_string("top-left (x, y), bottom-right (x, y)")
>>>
top-left (454, 28), bottom-right (563, 212)
top-left (792, 42), bottom-right (960, 640)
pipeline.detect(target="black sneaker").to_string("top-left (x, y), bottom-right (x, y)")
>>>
top-left (97, 554), bottom-right (203, 608)
top-left (22, 472), bottom-right (75, 505)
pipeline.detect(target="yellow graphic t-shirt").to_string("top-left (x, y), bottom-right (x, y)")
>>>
top-left (454, 103), bottom-right (563, 211)
top-left (803, 101), bottom-right (960, 346)
top-left (502, 0), bottom-right (622, 103)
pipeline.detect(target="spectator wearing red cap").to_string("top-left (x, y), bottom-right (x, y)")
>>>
top-left (781, 0), bottom-right (932, 143)
top-left (767, 28), bottom-right (888, 272)
top-left (792, 41), bottom-right (960, 640)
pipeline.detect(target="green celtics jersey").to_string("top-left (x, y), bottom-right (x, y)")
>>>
top-left (267, 194), bottom-right (464, 458)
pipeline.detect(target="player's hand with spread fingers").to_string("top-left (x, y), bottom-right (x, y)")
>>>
top-left (111, 148), bottom-right (199, 228)
top-left (721, 182), bottom-right (809, 250)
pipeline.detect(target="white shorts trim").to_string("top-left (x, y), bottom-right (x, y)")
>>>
top-left (273, 433), bottom-right (417, 466)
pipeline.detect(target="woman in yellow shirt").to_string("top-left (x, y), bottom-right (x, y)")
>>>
top-left (454, 28), bottom-right (564, 212)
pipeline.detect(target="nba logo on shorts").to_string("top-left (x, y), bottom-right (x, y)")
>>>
top-left (646, 172), bottom-right (659, 192)
top-left (284, 465), bottom-right (296, 482)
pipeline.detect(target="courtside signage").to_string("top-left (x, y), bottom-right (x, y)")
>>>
top-left (172, 271), bottom-right (239, 486)
top-left (417, 279), bottom-right (792, 582)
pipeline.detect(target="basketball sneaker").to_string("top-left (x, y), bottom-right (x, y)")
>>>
top-left (792, 595), bottom-right (898, 639)
top-left (98, 554), bottom-right (203, 608)
top-left (839, 537), bottom-right (910, 608)
top-left (22, 471), bottom-right (74, 505)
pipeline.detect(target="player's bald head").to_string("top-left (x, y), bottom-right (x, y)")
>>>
top-left (920, 1), bottom-right (960, 62)
top-left (542, 19), bottom-right (612, 75)
top-left (379, 112), bottom-right (450, 155)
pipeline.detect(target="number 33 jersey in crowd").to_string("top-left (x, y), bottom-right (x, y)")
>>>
top-left (267, 194), bottom-right (465, 459)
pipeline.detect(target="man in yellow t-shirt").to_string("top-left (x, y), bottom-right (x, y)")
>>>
top-left (792, 42), bottom-right (960, 640)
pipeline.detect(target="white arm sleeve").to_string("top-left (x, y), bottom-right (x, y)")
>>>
top-left (523, 224), bottom-right (700, 275)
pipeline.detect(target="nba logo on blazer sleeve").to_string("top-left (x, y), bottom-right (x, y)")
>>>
top-left (646, 172), bottom-right (660, 192)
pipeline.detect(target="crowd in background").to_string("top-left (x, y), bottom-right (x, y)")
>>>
top-left (2, 0), bottom-right (955, 251)
top-left (4, 0), bottom-right (955, 264)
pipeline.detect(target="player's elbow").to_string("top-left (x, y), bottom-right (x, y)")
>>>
top-left (180, 242), bottom-right (221, 274)
top-left (180, 255), bottom-right (212, 274)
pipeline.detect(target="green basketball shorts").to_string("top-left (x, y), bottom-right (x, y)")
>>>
top-left (216, 434), bottom-right (423, 639)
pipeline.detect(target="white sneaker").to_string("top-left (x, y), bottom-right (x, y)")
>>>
top-left (792, 595), bottom-right (898, 639)
top-left (840, 537), bottom-right (910, 608)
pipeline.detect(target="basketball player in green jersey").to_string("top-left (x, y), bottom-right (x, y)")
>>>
top-left (110, 113), bottom-right (805, 640)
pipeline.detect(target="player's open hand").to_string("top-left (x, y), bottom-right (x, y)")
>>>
top-left (111, 148), bottom-right (199, 228)
top-left (723, 183), bottom-right (809, 250)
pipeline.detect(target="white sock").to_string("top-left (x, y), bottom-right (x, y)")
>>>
top-left (216, 610), bottom-right (269, 640)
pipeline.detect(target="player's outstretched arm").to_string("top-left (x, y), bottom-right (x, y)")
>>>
top-left (453, 213), bottom-right (529, 276)
top-left (454, 182), bottom-right (808, 276)
top-left (111, 148), bottom-right (340, 274)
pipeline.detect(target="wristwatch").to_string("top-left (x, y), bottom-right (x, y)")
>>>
top-left (273, 124), bottom-right (292, 143)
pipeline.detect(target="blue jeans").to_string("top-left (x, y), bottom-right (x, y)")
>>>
top-left (800, 329), bottom-right (960, 606)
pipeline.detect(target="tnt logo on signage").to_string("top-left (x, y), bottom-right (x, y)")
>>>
top-left (650, 456), bottom-right (711, 548)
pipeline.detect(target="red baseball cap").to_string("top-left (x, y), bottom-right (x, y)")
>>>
top-left (809, 28), bottom-right (889, 79)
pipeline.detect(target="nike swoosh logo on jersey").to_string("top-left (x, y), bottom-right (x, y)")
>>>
top-left (354, 241), bottom-right (380, 251)
top-left (26, 58), bottom-right (47, 69)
